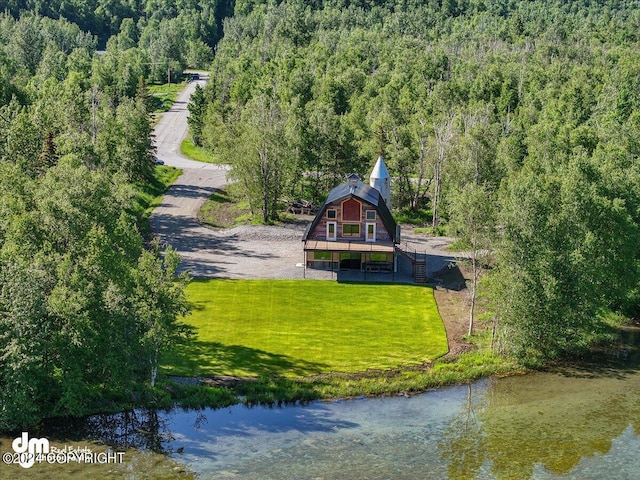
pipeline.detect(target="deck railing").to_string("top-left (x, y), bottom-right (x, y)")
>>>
top-left (396, 242), bottom-right (427, 282)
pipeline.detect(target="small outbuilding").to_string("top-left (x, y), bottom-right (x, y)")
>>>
top-left (302, 157), bottom-right (400, 273)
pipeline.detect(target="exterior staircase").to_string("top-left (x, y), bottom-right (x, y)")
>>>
top-left (413, 261), bottom-right (426, 283)
top-left (396, 243), bottom-right (427, 283)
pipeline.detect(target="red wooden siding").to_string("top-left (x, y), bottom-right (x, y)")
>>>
top-left (306, 198), bottom-right (393, 242)
top-left (341, 198), bottom-right (361, 221)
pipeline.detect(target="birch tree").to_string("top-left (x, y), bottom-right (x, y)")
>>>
top-left (410, 116), bottom-right (431, 210)
top-left (449, 183), bottom-right (495, 336)
top-left (490, 156), bottom-right (640, 362)
top-left (229, 92), bottom-right (294, 223)
top-left (431, 114), bottom-right (456, 229)
top-left (133, 243), bottom-right (190, 388)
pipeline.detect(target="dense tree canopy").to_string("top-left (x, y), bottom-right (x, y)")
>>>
top-left (0, 159), bottom-right (190, 429)
top-left (0, 11), bottom-right (191, 430)
top-left (0, 0), bottom-right (234, 48)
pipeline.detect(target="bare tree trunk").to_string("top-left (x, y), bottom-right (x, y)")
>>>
top-left (150, 348), bottom-right (159, 388)
top-left (490, 316), bottom-right (497, 351)
top-left (413, 118), bottom-right (429, 210)
top-left (260, 149), bottom-right (270, 223)
top-left (432, 116), bottom-right (455, 229)
top-left (432, 150), bottom-right (442, 228)
top-left (468, 252), bottom-right (477, 336)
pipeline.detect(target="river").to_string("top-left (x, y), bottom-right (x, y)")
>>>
top-left (1, 349), bottom-right (639, 479)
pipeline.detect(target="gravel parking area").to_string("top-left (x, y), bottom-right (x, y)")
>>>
top-left (162, 215), bottom-right (460, 283)
top-left (173, 221), bottom-right (330, 280)
top-left (152, 180), bottom-right (460, 282)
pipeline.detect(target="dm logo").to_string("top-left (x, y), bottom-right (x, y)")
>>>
top-left (12, 432), bottom-right (49, 468)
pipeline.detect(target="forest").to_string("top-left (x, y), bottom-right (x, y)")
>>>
top-left (0, 8), bottom-right (193, 430)
top-left (0, 0), bottom-right (639, 429)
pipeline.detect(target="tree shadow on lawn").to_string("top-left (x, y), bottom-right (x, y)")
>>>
top-left (168, 338), bottom-right (330, 379)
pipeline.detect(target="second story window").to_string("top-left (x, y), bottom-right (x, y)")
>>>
top-left (343, 224), bottom-right (360, 237)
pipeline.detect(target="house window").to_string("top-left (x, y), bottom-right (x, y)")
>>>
top-left (327, 209), bottom-right (337, 219)
top-left (342, 224), bottom-right (360, 237)
top-left (366, 210), bottom-right (376, 220)
top-left (327, 222), bottom-right (337, 240)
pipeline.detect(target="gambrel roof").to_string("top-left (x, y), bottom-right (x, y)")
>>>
top-left (302, 179), bottom-right (399, 243)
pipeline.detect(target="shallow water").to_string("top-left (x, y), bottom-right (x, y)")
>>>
top-left (2, 365), bottom-right (640, 479)
top-left (160, 368), bottom-right (640, 479)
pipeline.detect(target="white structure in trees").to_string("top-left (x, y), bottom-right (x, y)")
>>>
top-left (369, 155), bottom-right (391, 209)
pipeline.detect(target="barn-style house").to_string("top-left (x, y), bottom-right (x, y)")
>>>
top-left (302, 156), bottom-right (401, 273)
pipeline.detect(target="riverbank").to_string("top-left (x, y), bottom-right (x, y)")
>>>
top-left (156, 350), bottom-right (519, 413)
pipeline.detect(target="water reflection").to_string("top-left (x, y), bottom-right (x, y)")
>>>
top-left (3, 348), bottom-right (640, 479)
top-left (439, 384), bottom-right (487, 479)
top-left (163, 370), bottom-right (639, 479)
top-left (439, 336), bottom-right (640, 480)
top-left (164, 402), bottom-right (361, 463)
top-left (479, 367), bottom-right (640, 478)
top-left (43, 409), bottom-right (176, 454)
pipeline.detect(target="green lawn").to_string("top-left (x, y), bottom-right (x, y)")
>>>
top-left (164, 279), bottom-right (449, 378)
top-left (180, 137), bottom-right (218, 163)
top-left (148, 82), bottom-right (187, 112)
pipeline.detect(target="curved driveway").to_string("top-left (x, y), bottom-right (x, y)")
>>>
top-left (149, 77), bottom-right (319, 279)
top-left (149, 76), bottom-right (233, 277)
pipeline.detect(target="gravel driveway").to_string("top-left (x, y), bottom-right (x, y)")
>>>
top-left (149, 77), bottom-right (462, 282)
top-left (148, 76), bottom-right (334, 279)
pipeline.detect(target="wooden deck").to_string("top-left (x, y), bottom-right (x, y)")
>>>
top-left (303, 240), bottom-right (395, 253)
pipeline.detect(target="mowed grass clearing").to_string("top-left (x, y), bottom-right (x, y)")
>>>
top-left (164, 279), bottom-right (448, 378)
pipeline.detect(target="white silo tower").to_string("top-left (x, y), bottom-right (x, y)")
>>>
top-left (369, 155), bottom-right (391, 208)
